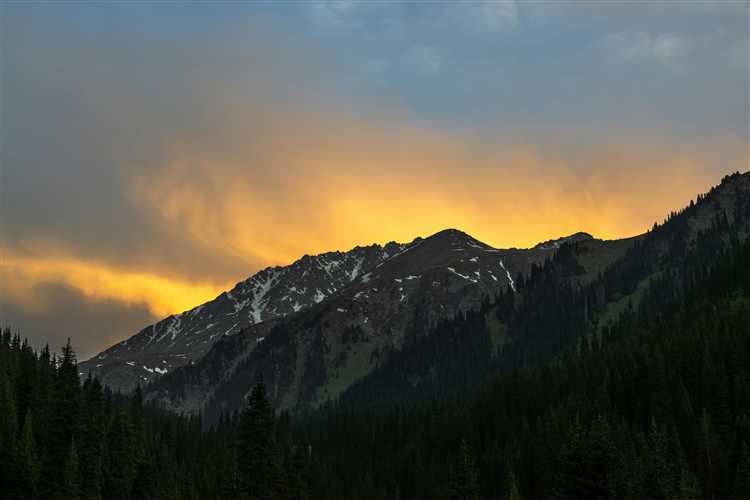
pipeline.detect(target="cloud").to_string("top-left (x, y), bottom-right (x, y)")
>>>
top-left (433, 1), bottom-right (520, 35)
top-left (363, 58), bottom-right (389, 75)
top-left (1, 3), bottom-right (745, 359)
top-left (126, 99), bottom-right (744, 263)
top-left (1, 248), bottom-right (230, 318)
top-left (728, 39), bottom-right (749, 67)
top-left (0, 280), bottom-right (156, 361)
top-left (605, 32), bottom-right (692, 63)
top-left (402, 46), bottom-right (443, 73)
top-left (309, 0), bottom-right (370, 32)
top-left (474, 1), bottom-right (521, 32)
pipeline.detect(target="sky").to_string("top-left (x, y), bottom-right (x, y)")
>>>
top-left (1, 1), bottom-right (748, 359)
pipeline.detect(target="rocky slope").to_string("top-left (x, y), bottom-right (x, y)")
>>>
top-left (78, 240), bottom-right (421, 391)
top-left (142, 229), bottom-right (589, 416)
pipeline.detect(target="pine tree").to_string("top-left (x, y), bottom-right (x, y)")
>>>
top-left (62, 441), bottom-right (81, 500)
top-left (11, 413), bottom-right (39, 499)
top-left (131, 456), bottom-right (158, 500)
top-left (447, 437), bottom-right (482, 500)
top-left (503, 463), bottom-right (522, 500)
top-left (285, 447), bottom-right (310, 500)
top-left (553, 415), bottom-right (613, 499)
top-left (79, 376), bottom-right (106, 500)
top-left (105, 410), bottom-right (135, 500)
top-left (643, 418), bottom-right (677, 498)
top-left (236, 377), bottom-right (282, 500)
top-left (0, 377), bottom-right (18, 491)
top-left (733, 441), bottom-right (750, 500)
top-left (130, 385), bottom-right (146, 465)
top-left (40, 339), bottom-right (81, 500)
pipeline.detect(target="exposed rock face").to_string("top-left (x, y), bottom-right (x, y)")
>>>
top-left (79, 240), bottom-right (421, 391)
top-left (142, 229), bottom-right (559, 416)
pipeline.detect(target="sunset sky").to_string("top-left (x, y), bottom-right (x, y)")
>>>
top-left (1, 1), bottom-right (748, 359)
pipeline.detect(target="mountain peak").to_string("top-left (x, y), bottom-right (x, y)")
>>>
top-left (425, 228), bottom-right (493, 248)
top-left (427, 228), bottom-right (474, 240)
top-left (533, 232), bottom-right (594, 250)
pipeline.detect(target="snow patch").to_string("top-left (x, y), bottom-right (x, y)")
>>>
top-left (223, 322), bottom-right (240, 336)
top-left (346, 256), bottom-right (365, 281)
top-left (155, 314), bottom-right (183, 343)
top-left (499, 260), bottom-right (516, 292)
top-left (248, 269), bottom-right (278, 323)
top-left (146, 324), bottom-right (158, 345)
top-left (447, 267), bottom-right (478, 283)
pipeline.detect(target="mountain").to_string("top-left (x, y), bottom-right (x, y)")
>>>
top-left (78, 240), bottom-right (422, 390)
top-left (141, 229), bottom-right (605, 416)
top-left (87, 172), bottom-right (750, 419)
top-left (533, 231), bottom-right (594, 250)
top-left (144, 172), bottom-right (750, 419)
top-left (339, 171), bottom-right (750, 409)
top-left (81, 227), bottom-right (589, 396)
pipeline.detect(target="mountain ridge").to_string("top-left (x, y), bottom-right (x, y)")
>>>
top-left (81, 228), bottom-right (594, 392)
top-left (141, 229), bottom-right (606, 414)
top-left (78, 237), bottom-right (420, 389)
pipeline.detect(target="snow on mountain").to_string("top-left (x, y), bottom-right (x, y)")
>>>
top-left (81, 228), bottom-right (581, 394)
top-left (533, 232), bottom-right (593, 250)
top-left (143, 228), bottom-right (562, 416)
top-left (78, 239), bottom-right (421, 391)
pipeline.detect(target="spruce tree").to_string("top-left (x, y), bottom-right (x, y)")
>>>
top-left (553, 416), bottom-right (613, 499)
top-left (130, 385), bottom-right (146, 465)
top-left (79, 376), bottom-right (105, 500)
top-left (447, 437), bottom-right (482, 500)
top-left (40, 339), bottom-right (81, 500)
top-left (11, 413), bottom-right (39, 499)
top-left (0, 377), bottom-right (18, 490)
top-left (236, 377), bottom-right (282, 500)
top-left (733, 441), bottom-right (750, 500)
top-left (105, 410), bottom-right (135, 500)
top-left (62, 441), bottom-right (81, 500)
top-left (503, 463), bottom-right (522, 500)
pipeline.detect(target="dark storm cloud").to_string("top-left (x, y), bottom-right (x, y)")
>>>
top-left (0, 281), bottom-right (156, 361)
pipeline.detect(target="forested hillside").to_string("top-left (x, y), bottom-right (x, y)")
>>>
top-left (297, 208), bottom-right (750, 499)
